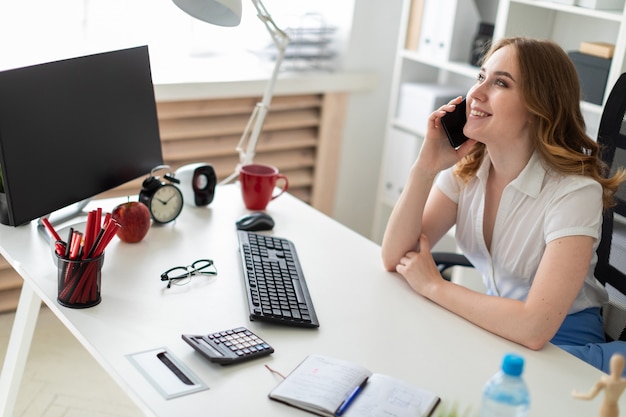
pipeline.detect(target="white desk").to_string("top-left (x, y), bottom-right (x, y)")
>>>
top-left (0, 185), bottom-right (620, 416)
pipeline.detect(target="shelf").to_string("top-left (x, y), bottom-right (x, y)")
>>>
top-left (401, 50), bottom-right (479, 78)
top-left (510, 0), bottom-right (624, 22)
top-left (392, 119), bottom-right (425, 137)
top-left (581, 100), bottom-right (604, 114)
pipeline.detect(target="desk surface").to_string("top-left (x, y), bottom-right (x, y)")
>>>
top-left (0, 185), bottom-right (619, 416)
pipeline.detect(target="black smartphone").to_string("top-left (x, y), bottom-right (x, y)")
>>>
top-left (441, 99), bottom-right (469, 148)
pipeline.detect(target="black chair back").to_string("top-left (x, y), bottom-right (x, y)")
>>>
top-left (595, 73), bottom-right (626, 340)
top-left (596, 73), bottom-right (626, 289)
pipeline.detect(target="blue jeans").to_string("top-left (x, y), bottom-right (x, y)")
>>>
top-left (552, 307), bottom-right (626, 375)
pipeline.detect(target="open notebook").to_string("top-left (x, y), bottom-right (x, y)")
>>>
top-left (269, 354), bottom-right (440, 417)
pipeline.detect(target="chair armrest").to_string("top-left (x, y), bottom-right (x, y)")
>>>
top-left (431, 252), bottom-right (473, 274)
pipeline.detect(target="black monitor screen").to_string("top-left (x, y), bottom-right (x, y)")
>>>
top-left (0, 46), bottom-right (163, 226)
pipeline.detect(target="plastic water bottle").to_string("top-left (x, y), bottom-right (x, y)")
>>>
top-left (479, 353), bottom-right (530, 417)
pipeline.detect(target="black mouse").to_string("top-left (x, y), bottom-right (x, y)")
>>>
top-left (235, 212), bottom-right (275, 231)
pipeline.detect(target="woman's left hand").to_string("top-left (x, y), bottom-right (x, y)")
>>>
top-left (395, 234), bottom-right (442, 298)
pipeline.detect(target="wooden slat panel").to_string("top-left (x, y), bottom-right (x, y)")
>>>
top-left (156, 94), bottom-right (323, 119)
top-left (282, 168), bottom-right (315, 189)
top-left (254, 148), bottom-right (316, 172)
top-left (159, 109), bottom-right (320, 141)
top-left (0, 256), bottom-right (23, 314)
top-left (0, 288), bottom-right (20, 313)
top-left (288, 188), bottom-right (311, 203)
top-left (161, 128), bottom-right (318, 161)
top-left (97, 146), bottom-right (318, 200)
top-left (311, 92), bottom-right (348, 215)
top-left (0, 268), bottom-right (22, 292)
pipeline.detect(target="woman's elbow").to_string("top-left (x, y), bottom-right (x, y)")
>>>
top-left (381, 250), bottom-right (398, 272)
top-left (382, 257), bottom-right (397, 272)
top-left (523, 339), bottom-right (548, 351)
top-left (518, 332), bottom-right (552, 351)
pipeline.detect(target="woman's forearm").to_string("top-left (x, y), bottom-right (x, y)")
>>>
top-left (381, 163), bottom-right (438, 271)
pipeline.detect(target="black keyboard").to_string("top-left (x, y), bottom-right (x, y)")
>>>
top-left (237, 231), bottom-right (319, 328)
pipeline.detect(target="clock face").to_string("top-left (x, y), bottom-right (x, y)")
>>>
top-left (149, 184), bottom-right (183, 223)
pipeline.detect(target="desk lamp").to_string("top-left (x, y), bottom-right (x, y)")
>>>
top-left (172, 0), bottom-right (290, 184)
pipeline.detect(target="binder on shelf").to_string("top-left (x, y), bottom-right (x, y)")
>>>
top-left (580, 41), bottom-right (615, 59)
top-left (397, 82), bottom-right (466, 135)
top-left (418, 0), bottom-right (480, 62)
top-left (568, 51), bottom-right (611, 105)
top-left (405, 0), bottom-right (425, 51)
top-left (382, 127), bottom-right (422, 205)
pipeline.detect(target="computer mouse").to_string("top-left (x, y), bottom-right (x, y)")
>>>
top-left (235, 212), bottom-right (275, 231)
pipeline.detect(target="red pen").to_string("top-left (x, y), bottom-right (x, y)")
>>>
top-left (93, 220), bottom-right (121, 257)
top-left (41, 218), bottom-right (62, 242)
top-left (83, 211), bottom-right (96, 260)
top-left (69, 231), bottom-right (83, 260)
top-left (64, 228), bottom-right (74, 258)
top-left (102, 212), bottom-right (112, 229)
top-left (96, 207), bottom-right (102, 229)
top-left (54, 240), bottom-right (66, 257)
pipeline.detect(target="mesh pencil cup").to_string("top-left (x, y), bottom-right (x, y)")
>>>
top-left (56, 252), bottom-right (104, 308)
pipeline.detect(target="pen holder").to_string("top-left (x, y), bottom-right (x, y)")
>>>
top-left (56, 252), bottom-right (104, 308)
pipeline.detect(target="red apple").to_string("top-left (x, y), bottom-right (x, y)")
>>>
top-left (111, 201), bottom-right (151, 243)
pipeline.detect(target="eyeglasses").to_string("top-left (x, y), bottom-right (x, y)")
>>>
top-left (160, 259), bottom-right (217, 288)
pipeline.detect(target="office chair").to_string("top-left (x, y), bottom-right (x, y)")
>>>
top-left (432, 72), bottom-right (626, 341)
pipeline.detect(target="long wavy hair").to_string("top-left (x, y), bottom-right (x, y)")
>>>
top-left (455, 37), bottom-right (624, 208)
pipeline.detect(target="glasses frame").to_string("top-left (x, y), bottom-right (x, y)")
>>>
top-left (160, 259), bottom-right (217, 288)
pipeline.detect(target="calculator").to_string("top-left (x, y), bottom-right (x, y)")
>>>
top-left (182, 327), bottom-right (274, 365)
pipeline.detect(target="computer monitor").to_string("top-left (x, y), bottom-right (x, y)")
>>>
top-left (0, 45), bottom-right (163, 226)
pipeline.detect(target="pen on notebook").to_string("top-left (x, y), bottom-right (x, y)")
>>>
top-left (336, 377), bottom-right (368, 416)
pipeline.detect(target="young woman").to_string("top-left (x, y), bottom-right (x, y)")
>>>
top-left (381, 37), bottom-right (625, 373)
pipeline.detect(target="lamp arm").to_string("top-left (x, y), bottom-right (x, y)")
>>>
top-left (219, 0), bottom-right (289, 185)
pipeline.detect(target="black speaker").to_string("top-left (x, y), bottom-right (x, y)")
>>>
top-left (175, 163), bottom-right (216, 206)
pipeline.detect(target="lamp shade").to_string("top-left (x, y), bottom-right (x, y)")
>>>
top-left (172, 0), bottom-right (242, 27)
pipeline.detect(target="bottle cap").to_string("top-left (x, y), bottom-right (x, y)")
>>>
top-left (501, 353), bottom-right (524, 377)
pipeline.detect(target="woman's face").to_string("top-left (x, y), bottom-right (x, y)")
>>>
top-left (464, 45), bottom-right (530, 147)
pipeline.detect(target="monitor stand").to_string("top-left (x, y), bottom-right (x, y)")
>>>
top-left (37, 198), bottom-right (92, 243)
top-left (0, 192), bottom-right (8, 226)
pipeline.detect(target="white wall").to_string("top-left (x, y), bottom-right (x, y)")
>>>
top-left (333, 1), bottom-right (404, 239)
top-left (0, 0), bottom-right (354, 71)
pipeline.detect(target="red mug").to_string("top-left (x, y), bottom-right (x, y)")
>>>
top-left (239, 164), bottom-right (289, 210)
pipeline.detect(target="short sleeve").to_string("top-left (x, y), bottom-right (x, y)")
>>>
top-left (435, 167), bottom-right (461, 204)
top-left (544, 177), bottom-right (603, 243)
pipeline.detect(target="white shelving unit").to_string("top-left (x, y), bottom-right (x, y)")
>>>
top-left (494, 0), bottom-right (626, 130)
top-left (372, 0), bottom-right (626, 244)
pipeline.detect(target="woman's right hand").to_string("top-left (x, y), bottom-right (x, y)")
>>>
top-left (415, 96), bottom-right (476, 175)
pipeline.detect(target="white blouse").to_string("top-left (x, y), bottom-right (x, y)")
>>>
top-left (436, 151), bottom-right (608, 314)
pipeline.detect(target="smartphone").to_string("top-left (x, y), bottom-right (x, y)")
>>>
top-left (441, 98), bottom-right (469, 148)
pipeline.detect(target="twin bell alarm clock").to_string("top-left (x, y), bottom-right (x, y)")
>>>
top-left (139, 165), bottom-right (184, 224)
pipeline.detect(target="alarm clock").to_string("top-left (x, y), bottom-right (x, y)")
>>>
top-left (175, 163), bottom-right (217, 206)
top-left (139, 165), bottom-right (184, 224)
